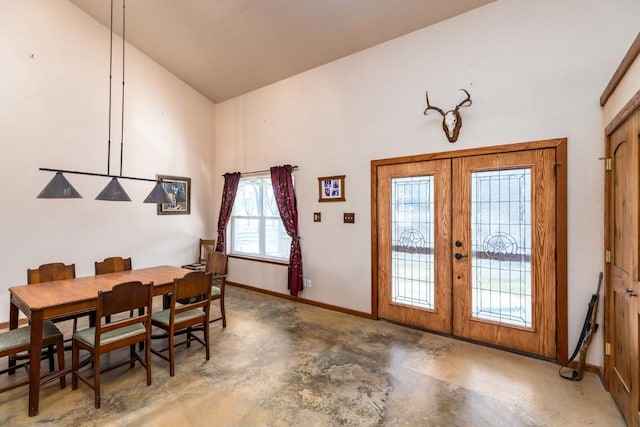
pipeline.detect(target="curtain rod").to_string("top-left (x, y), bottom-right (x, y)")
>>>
top-left (235, 165), bottom-right (299, 177)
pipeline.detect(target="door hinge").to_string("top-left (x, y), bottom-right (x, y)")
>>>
top-left (605, 250), bottom-right (612, 263)
top-left (605, 158), bottom-right (613, 171)
top-left (606, 342), bottom-right (611, 356)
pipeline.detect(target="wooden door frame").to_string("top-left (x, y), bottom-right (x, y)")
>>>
top-left (371, 138), bottom-right (568, 363)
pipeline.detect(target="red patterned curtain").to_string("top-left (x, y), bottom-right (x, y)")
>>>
top-left (215, 172), bottom-right (241, 253)
top-left (270, 165), bottom-right (303, 296)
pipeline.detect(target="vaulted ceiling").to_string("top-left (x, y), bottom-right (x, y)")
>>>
top-left (70, 0), bottom-right (495, 103)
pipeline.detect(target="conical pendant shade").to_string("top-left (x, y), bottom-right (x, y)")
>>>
top-left (144, 182), bottom-right (172, 204)
top-left (95, 177), bottom-right (131, 201)
top-left (37, 172), bottom-right (82, 198)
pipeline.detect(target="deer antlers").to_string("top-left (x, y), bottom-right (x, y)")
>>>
top-left (423, 92), bottom-right (446, 117)
top-left (455, 89), bottom-right (472, 109)
top-left (423, 89), bottom-right (472, 143)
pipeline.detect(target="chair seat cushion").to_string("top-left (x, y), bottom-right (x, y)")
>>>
top-left (0, 320), bottom-right (62, 352)
top-left (152, 308), bottom-right (205, 326)
top-left (211, 285), bottom-right (221, 296)
top-left (73, 323), bottom-right (146, 347)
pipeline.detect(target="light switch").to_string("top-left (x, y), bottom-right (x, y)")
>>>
top-left (314, 212), bottom-right (321, 222)
top-left (344, 213), bottom-right (355, 223)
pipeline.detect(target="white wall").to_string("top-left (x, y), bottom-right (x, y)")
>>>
top-left (0, 1), bottom-right (216, 320)
top-left (215, 0), bottom-right (640, 366)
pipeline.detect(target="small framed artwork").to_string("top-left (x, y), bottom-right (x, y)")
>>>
top-left (157, 175), bottom-right (191, 215)
top-left (318, 175), bottom-right (345, 202)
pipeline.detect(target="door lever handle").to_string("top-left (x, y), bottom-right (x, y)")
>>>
top-left (626, 289), bottom-right (638, 297)
top-left (454, 253), bottom-right (467, 260)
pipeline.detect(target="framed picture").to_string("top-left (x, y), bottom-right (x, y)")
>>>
top-left (318, 175), bottom-right (345, 202)
top-left (157, 175), bottom-right (191, 215)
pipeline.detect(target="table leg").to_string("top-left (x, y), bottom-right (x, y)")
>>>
top-left (8, 299), bottom-right (19, 374)
top-left (28, 311), bottom-right (43, 417)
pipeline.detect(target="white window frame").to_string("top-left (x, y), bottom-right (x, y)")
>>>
top-left (228, 174), bottom-right (291, 262)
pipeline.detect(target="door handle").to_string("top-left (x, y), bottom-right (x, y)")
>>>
top-left (626, 289), bottom-right (638, 297)
top-left (454, 253), bottom-right (467, 260)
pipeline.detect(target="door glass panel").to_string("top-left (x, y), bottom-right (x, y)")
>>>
top-left (471, 168), bottom-right (532, 328)
top-left (391, 176), bottom-right (435, 309)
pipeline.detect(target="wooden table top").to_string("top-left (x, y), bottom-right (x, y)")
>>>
top-left (9, 265), bottom-right (190, 311)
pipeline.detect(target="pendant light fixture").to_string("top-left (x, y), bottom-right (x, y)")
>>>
top-left (37, 0), bottom-right (172, 204)
top-left (37, 172), bottom-right (82, 199)
top-left (96, 178), bottom-right (131, 201)
top-left (144, 181), bottom-right (172, 203)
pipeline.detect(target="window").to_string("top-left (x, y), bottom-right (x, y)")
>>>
top-left (229, 175), bottom-right (291, 261)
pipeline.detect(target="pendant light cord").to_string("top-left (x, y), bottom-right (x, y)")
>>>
top-left (107, 0), bottom-right (114, 175)
top-left (120, 0), bottom-right (126, 177)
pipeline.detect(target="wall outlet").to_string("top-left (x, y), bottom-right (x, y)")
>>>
top-left (303, 278), bottom-right (311, 288)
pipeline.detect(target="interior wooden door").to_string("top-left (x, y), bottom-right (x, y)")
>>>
top-left (608, 111), bottom-right (639, 426)
top-left (451, 149), bottom-right (557, 358)
top-left (377, 159), bottom-right (452, 333)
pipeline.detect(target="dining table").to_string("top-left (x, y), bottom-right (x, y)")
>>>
top-left (8, 265), bottom-right (190, 416)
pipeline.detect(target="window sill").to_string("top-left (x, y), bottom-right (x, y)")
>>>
top-left (228, 253), bottom-right (289, 266)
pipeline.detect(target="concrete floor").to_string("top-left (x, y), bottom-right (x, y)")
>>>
top-left (0, 286), bottom-right (625, 426)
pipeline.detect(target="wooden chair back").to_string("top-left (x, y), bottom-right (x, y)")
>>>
top-left (94, 257), bottom-right (132, 275)
top-left (205, 251), bottom-right (229, 327)
top-left (27, 262), bottom-right (75, 284)
top-left (205, 251), bottom-right (228, 276)
top-left (96, 281), bottom-right (151, 323)
top-left (27, 262), bottom-right (82, 330)
top-left (173, 271), bottom-right (213, 307)
top-left (198, 239), bottom-right (216, 264)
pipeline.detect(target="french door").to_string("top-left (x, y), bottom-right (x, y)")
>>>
top-left (373, 140), bottom-right (565, 359)
top-left (377, 159), bottom-right (452, 332)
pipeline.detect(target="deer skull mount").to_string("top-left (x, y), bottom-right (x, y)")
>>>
top-left (423, 89), bottom-right (472, 143)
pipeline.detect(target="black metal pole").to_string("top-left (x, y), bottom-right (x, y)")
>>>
top-left (120, 0), bottom-right (126, 177)
top-left (39, 168), bottom-right (178, 184)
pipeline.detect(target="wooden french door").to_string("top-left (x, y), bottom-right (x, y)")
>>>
top-left (451, 149), bottom-right (556, 357)
top-left (377, 159), bottom-right (453, 332)
top-left (607, 109), bottom-right (640, 426)
top-left (374, 141), bottom-right (564, 359)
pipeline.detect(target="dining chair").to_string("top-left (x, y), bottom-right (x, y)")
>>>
top-left (27, 262), bottom-right (88, 335)
top-left (197, 239), bottom-right (216, 265)
top-left (28, 263), bottom-right (79, 328)
top-left (150, 271), bottom-right (212, 377)
top-left (27, 262), bottom-right (76, 283)
top-left (0, 321), bottom-right (66, 393)
top-left (71, 281), bottom-right (153, 409)
top-left (205, 251), bottom-right (229, 327)
top-left (95, 256), bottom-right (133, 322)
top-left (8, 263), bottom-right (78, 377)
top-left (94, 256), bottom-right (132, 275)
